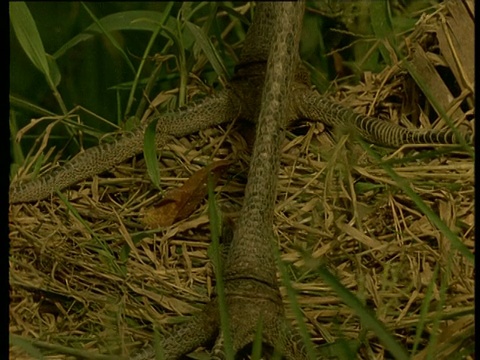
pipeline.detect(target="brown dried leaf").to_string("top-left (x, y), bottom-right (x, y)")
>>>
top-left (142, 160), bottom-right (231, 228)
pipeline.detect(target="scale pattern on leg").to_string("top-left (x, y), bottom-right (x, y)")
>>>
top-left (220, 1), bottom-right (307, 357)
top-left (9, 89), bottom-right (241, 203)
top-left (130, 300), bottom-right (220, 360)
top-left (129, 2), bottom-right (308, 359)
top-left (295, 87), bottom-right (472, 147)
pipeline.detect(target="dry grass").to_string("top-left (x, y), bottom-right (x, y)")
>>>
top-left (9, 1), bottom-right (474, 359)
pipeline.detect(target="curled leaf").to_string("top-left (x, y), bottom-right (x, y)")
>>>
top-left (142, 160), bottom-right (231, 228)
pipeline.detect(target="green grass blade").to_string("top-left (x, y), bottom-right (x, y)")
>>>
top-left (370, 1), bottom-right (396, 66)
top-left (124, 2), bottom-right (174, 117)
top-left (9, 111), bottom-right (24, 172)
top-left (146, 21), bottom-right (186, 106)
top-left (175, 4), bottom-right (189, 107)
top-left (276, 249), bottom-right (318, 359)
top-left (144, 118), bottom-right (162, 191)
top-left (360, 139), bottom-right (474, 264)
top-left (153, 329), bottom-right (166, 360)
top-left (317, 265), bottom-right (410, 360)
top-left (53, 10), bottom-right (175, 59)
top-left (217, 4), bottom-right (251, 26)
top-left (10, 334), bottom-right (45, 360)
top-left (80, 2), bottom-right (136, 75)
top-left (207, 174), bottom-right (234, 360)
top-left (10, 333), bottom-right (120, 360)
top-left (56, 190), bottom-right (124, 276)
top-left (185, 21), bottom-right (228, 79)
top-left (9, 95), bottom-right (58, 117)
top-left (45, 54), bottom-right (61, 88)
top-left (425, 257), bottom-right (451, 360)
top-left (317, 338), bottom-right (360, 359)
top-left (250, 317), bottom-right (264, 359)
top-left (411, 263), bottom-right (439, 356)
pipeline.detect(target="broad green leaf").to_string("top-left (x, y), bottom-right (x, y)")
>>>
top-left (10, 3), bottom-right (50, 79)
top-left (9, 335), bottom-right (44, 360)
top-left (370, 1), bottom-right (396, 66)
top-left (81, 2), bottom-right (136, 75)
top-left (46, 54), bottom-right (61, 87)
top-left (144, 118), bottom-right (161, 190)
top-left (185, 21), bottom-right (228, 79)
top-left (53, 10), bottom-right (176, 59)
top-left (10, 2), bottom-right (64, 111)
top-left (217, 4), bottom-right (251, 26)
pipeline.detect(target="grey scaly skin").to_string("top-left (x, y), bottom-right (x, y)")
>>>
top-left (131, 2), bottom-right (307, 359)
top-left (9, 91), bottom-right (241, 203)
top-left (8, 4), bottom-right (472, 204)
top-left (293, 89), bottom-right (472, 147)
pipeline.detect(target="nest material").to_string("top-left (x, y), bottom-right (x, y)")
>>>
top-left (9, 1), bottom-right (474, 359)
